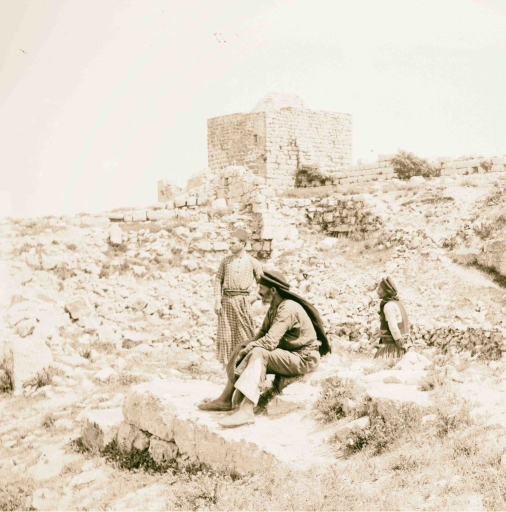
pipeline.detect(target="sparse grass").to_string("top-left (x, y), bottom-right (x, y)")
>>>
top-left (461, 177), bottom-right (479, 187)
top-left (101, 438), bottom-right (173, 473)
top-left (23, 366), bottom-right (63, 390)
top-left (52, 263), bottom-right (74, 281)
top-left (468, 260), bottom-right (506, 290)
top-left (431, 390), bottom-right (474, 437)
top-left (41, 412), bottom-right (56, 430)
top-left (79, 348), bottom-right (92, 360)
top-left (0, 473), bottom-right (35, 511)
top-left (117, 372), bottom-right (149, 386)
top-left (343, 404), bottom-right (422, 456)
top-left (419, 364), bottom-right (447, 391)
top-left (0, 369), bottom-right (12, 393)
top-left (11, 243), bottom-right (33, 258)
top-left (16, 223), bottom-right (66, 237)
top-left (281, 185), bottom-right (335, 199)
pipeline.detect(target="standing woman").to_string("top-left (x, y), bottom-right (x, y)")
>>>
top-left (374, 276), bottom-right (411, 359)
top-left (214, 228), bottom-right (263, 365)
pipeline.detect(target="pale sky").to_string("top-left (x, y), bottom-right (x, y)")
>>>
top-left (1, 0), bottom-right (506, 218)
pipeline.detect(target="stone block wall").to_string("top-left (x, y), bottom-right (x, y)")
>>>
top-left (207, 109), bottom-right (352, 188)
top-left (295, 153), bottom-right (506, 188)
top-left (207, 113), bottom-right (267, 176)
top-left (157, 180), bottom-right (181, 202)
top-left (306, 195), bottom-right (383, 236)
top-left (264, 109), bottom-right (352, 188)
top-left (216, 166), bottom-right (272, 208)
top-left (336, 321), bottom-right (506, 360)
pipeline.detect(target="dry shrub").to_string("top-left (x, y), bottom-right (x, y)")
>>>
top-left (391, 150), bottom-right (438, 180)
top-left (314, 376), bottom-right (354, 424)
top-left (344, 404), bottom-right (422, 456)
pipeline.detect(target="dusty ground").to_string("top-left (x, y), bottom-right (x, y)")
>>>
top-left (1, 172), bottom-right (506, 511)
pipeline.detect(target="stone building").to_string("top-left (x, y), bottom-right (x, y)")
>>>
top-left (207, 92), bottom-right (352, 188)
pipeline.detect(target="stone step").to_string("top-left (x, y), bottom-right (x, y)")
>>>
top-left (121, 378), bottom-right (337, 474)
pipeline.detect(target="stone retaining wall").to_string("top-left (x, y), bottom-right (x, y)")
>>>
top-left (296, 154), bottom-right (506, 188)
top-left (336, 321), bottom-right (506, 360)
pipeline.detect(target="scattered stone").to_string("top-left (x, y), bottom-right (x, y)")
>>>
top-left (65, 297), bottom-right (94, 320)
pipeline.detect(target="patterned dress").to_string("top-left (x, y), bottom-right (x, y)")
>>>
top-left (214, 253), bottom-right (263, 364)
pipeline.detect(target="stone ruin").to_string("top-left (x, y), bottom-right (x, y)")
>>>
top-left (207, 92), bottom-right (353, 188)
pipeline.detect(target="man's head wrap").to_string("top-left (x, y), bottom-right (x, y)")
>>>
top-left (259, 270), bottom-right (290, 291)
top-left (231, 228), bottom-right (248, 243)
top-left (259, 269), bottom-right (331, 356)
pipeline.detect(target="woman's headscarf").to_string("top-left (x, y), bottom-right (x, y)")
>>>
top-left (260, 270), bottom-right (331, 356)
top-left (378, 276), bottom-right (400, 314)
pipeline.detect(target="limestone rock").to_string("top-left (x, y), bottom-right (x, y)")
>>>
top-left (212, 198), bottom-right (227, 210)
top-left (366, 383), bottom-right (431, 420)
top-left (267, 382), bottom-right (318, 416)
top-left (28, 445), bottom-right (66, 481)
top-left (94, 367), bottom-right (118, 383)
top-left (109, 224), bottom-right (123, 246)
top-left (117, 422), bottom-right (151, 452)
top-left (122, 379), bottom-right (335, 473)
top-left (16, 317), bottom-right (37, 338)
top-left (149, 437), bottom-right (178, 463)
top-left (65, 296), bottom-right (94, 320)
top-left (332, 416), bottom-right (370, 443)
top-left (393, 351), bottom-right (432, 371)
top-left (2, 336), bottom-right (53, 393)
top-left (81, 408), bottom-right (124, 451)
top-left (318, 237), bottom-right (339, 251)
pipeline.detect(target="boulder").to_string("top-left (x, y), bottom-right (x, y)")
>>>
top-left (80, 408), bottom-right (124, 451)
top-left (2, 336), bottom-right (53, 393)
top-left (393, 351), bottom-right (432, 371)
top-left (65, 296), bottom-right (94, 320)
top-left (366, 383), bottom-right (431, 420)
top-left (409, 176), bottom-right (426, 185)
top-left (318, 237), bottom-right (339, 251)
top-left (28, 445), bottom-right (66, 481)
top-left (212, 198), bottom-right (227, 210)
top-left (332, 416), bottom-right (370, 443)
top-left (149, 437), bottom-right (178, 464)
top-left (122, 379), bottom-right (336, 473)
top-left (117, 422), bottom-right (151, 452)
top-left (109, 224), bottom-right (123, 246)
top-left (16, 317), bottom-right (37, 338)
top-left (267, 382), bottom-right (319, 416)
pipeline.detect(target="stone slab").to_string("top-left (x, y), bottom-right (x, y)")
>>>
top-left (122, 379), bottom-right (336, 473)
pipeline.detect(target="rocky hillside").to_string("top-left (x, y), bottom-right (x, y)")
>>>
top-left (1, 171), bottom-right (506, 511)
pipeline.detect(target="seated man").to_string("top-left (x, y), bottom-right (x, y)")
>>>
top-left (198, 269), bottom-right (331, 428)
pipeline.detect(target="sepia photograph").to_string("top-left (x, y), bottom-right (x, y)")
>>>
top-left (1, 0), bottom-right (506, 510)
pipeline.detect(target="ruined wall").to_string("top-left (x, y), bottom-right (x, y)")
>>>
top-left (264, 109), bottom-right (352, 188)
top-left (207, 113), bottom-right (267, 177)
top-left (296, 154), bottom-right (506, 188)
top-left (157, 180), bottom-right (181, 202)
top-left (207, 109), bottom-right (352, 188)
